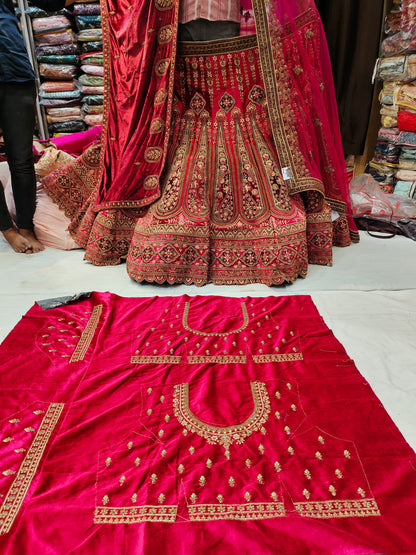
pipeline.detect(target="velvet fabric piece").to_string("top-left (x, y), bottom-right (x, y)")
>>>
top-left (0, 293), bottom-right (415, 554)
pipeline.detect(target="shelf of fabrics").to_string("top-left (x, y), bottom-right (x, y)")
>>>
top-left (73, 0), bottom-right (103, 130)
top-left (27, 1), bottom-right (103, 137)
top-left (29, 5), bottom-right (85, 137)
top-left (370, 0), bottom-right (416, 200)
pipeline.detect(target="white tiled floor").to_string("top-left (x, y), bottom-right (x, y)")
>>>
top-left (1, 231), bottom-right (416, 453)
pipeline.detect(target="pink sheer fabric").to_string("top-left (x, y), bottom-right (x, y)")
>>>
top-left (0, 293), bottom-right (415, 553)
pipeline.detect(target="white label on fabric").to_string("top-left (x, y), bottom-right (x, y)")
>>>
top-left (282, 167), bottom-right (293, 181)
top-left (372, 58), bottom-right (379, 85)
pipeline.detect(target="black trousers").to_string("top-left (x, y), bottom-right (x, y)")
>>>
top-left (178, 19), bottom-right (240, 41)
top-left (0, 81), bottom-right (37, 231)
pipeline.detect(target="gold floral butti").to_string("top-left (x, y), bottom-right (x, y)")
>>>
top-left (173, 382), bottom-right (271, 458)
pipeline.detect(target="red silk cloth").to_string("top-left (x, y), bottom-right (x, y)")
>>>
top-left (96, 0), bottom-right (357, 237)
top-left (0, 293), bottom-right (415, 553)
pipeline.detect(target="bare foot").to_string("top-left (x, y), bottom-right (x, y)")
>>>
top-left (18, 228), bottom-right (45, 253)
top-left (2, 227), bottom-right (33, 253)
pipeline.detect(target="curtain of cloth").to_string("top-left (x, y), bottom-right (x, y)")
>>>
top-left (315, 0), bottom-right (384, 155)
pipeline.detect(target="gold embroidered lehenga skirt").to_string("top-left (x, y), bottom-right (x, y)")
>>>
top-left (126, 35), bottom-right (334, 286)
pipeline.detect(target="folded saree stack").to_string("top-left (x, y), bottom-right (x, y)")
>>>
top-left (73, 1), bottom-right (104, 128)
top-left (29, 8), bottom-right (84, 136)
top-left (370, 0), bottom-right (416, 198)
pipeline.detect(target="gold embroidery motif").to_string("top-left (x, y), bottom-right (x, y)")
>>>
top-left (161, 450), bottom-right (166, 459)
top-left (105, 457), bottom-right (112, 467)
top-left (274, 462), bottom-right (281, 472)
top-left (315, 451), bottom-right (323, 460)
top-left (158, 494), bottom-right (166, 504)
top-left (183, 301), bottom-right (249, 337)
top-left (244, 492), bottom-right (252, 502)
top-left (2, 470), bottom-right (16, 477)
top-left (135, 458), bottom-right (141, 467)
top-left (189, 446), bottom-right (195, 455)
top-left (257, 474), bottom-right (264, 484)
top-left (303, 489), bottom-right (311, 500)
top-left (158, 25), bottom-right (173, 45)
top-left (154, 0), bottom-right (174, 11)
top-left (144, 147), bottom-right (163, 163)
top-left (318, 436), bottom-right (325, 444)
top-left (2, 437), bottom-right (13, 443)
top-left (217, 495), bottom-right (224, 504)
top-left (165, 415), bottom-right (170, 423)
top-left (294, 499), bottom-right (380, 519)
top-left (335, 469), bottom-right (343, 479)
top-left (102, 495), bottom-right (109, 506)
top-left (173, 382), bottom-right (270, 456)
top-left (150, 474), bottom-right (158, 485)
top-left (150, 118), bottom-right (165, 135)
top-left (127, 441), bottom-right (133, 450)
top-left (143, 175), bottom-right (160, 191)
top-left (304, 470), bottom-right (311, 480)
top-left (94, 505), bottom-right (178, 523)
top-left (0, 403), bottom-right (64, 535)
top-left (8, 419), bottom-right (20, 424)
top-left (358, 488), bottom-right (366, 498)
top-left (178, 464), bottom-right (184, 474)
top-left (245, 459), bottom-right (252, 469)
top-left (344, 450), bottom-right (351, 459)
top-left (329, 485), bottom-right (336, 497)
top-left (228, 477), bottom-right (235, 487)
top-left (132, 355), bottom-right (181, 364)
top-left (155, 59), bottom-right (170, 77)
top-left (188, 502), bottom-right (285, 521)
top-left (206, 459), bottom-right (213, 469)
top-left (119, 475), bottom-right (126, 486)
top-left (190, 493), bottom-right (197, 504)
top-left (70, 305), bottom-right (103, 363)
top-left (199, 476), bottom-right (206, 487)
top-left (188, 355), bottom-right (246, 364)
top-left (131, 494), bottom-right (138, 503)
top-left (258, 443), bottom-right (265, 455)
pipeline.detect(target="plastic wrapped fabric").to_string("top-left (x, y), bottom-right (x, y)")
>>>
top-left (376, 54), bottom-right (416, 82)
top-left (394, 180), bottom-right (416, 198)
top-left (36, 43), bottom-right (78, 56)
top-left (32, 16), bottom-right (72, 33)
top-left (40, 80), bottom-right (77, 93)
top-left (49, 121), bottom-right (87, 134)
top-left (79, 85), bottom-right (104, 94)
top-left (34, 29), bottom-right (75, 46)
top-left (37, 54), bottom-right (79, 65)
top-left (39, 64), bottom-right (78, 80)
top-left (396, 84), bottom-right (416, 111)
top-left (79, 41), bottom-right (102, 54)
top-left (26, 7), bottom-right (67, 18)
top-left (84, 114), bottom-right (103, 126)
top-left (34, 146), bottom-right (75, 178)
top-left (79, 73), bottom-right (104, 87)
top-left (47, 115), bottom-right (84, 123)
top-left (76, 15), bottom-right (101, 30)
top-left (82, 103), bottom-right (103, 114)
top-left (81, 94), bottom-right (104, 105)
top-left (398, 110), bottom-right (416, 132)
top-left (350, 173), bottom-right (416, 219)
top-left (77, 29), bottom-right (102, 42)
top-left (79, 52), bottom-right (103, 66)
top-left (396, 168), bottom-right (416, 181)
top-left (377, 127), bottom-right (400, 143)
top-left (73, 4), bottom-right (101, 15)
top-left (39, 89), bottom-right (82, 100)
top-left (40, 98), bottom-right (83, 108)
top-left (47, 107), bottom-right (82, 117)
top-left (80, 64), bottom-right (104, 76)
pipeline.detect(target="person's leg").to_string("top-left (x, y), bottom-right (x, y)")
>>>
top-left (0, 81), bottom-right (43, 252)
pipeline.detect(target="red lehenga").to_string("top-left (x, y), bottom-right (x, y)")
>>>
top-left (43, 0), bottom-right (358, 285)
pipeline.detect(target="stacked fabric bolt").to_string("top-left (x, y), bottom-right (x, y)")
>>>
top-left (30, 8), bottom-right (85, 136)
top-left (73, 1), bottom-right (103, 128)
top-left (370, 0), bottom-right (416, 197)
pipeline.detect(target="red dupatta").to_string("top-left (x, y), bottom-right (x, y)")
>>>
top-left (96, 0), bottom-right (179, 210)
top-left (96, 0), bottom-right (357, 239)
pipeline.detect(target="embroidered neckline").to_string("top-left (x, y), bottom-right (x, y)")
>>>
top-left (173, 382), bottom-right (270, 457)
top-left (182, 301), bottom-right (249, 337)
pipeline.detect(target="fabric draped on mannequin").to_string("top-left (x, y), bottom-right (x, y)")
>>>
top-left (43, 0), bottom-right (358, 285)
